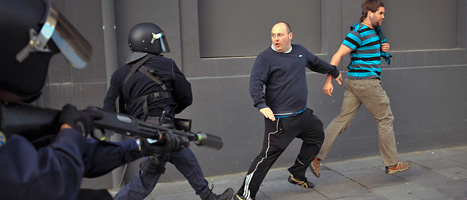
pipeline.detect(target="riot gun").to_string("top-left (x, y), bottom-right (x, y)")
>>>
top-left (0, 103), bottom-right (223, 150)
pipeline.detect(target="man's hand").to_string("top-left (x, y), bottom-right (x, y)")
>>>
top-left (323, 82), bottom-right (334, 97)
top-left (140, 132), bottom-right (188, 156)
top-left (260, 107), bottom-right (276, 121)
top-left (59, 104), bottom-right (103, 136)
top-left (381, 43), bottom-right (390, 52)
top-left (323, 73), bottom-right (343, 96)
top-left (335, 73), bottom-right (343, 85)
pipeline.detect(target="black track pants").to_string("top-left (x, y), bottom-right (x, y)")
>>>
top-left (237, 108), bottom-right (324, 199)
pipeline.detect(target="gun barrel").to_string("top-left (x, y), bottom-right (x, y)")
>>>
top-left (192, 132), bottom-right (223, 150)
top-left (89, 106), bottom-right (223, 150)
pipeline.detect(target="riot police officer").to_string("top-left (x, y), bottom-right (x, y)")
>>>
top-left (0, 0), bottom-right (185, 199)
top-left (103, 23), bottom-right (234, 200)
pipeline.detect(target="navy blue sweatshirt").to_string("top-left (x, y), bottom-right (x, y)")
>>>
top-left (249, 44), bottom-right (339, 115)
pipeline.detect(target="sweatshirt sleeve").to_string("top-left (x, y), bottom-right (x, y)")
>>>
top-left (305, 50), bottom-right (340, 78)
top-left (249, 54), bottom-right (269, 110)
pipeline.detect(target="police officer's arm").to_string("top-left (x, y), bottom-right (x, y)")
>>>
top-left (56, 126), bottom-right (142, 179)
top-left (103, 71), bottom-right (126, 113)
top-left (171, 62), bottom-right (193, 114)
top-left (1, 131), bottom-right (88, 199)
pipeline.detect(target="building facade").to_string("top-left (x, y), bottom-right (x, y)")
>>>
top-left (36, 0), bottom-right (467, 189)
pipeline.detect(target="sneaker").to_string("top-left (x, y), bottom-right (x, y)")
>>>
top-left (233, 194), bottom-right (255, 200)
top-left (386, 161), bottom-right (412, 174)
top-left (309, 157), bottom-right (321, 178)
top-left (203, 187), bottom-right (234, 200)
top-left (287, 174), bottom-right (314, 189)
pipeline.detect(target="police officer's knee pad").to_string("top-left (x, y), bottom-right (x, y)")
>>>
top-left (140, 156), bottom-right (166, 174)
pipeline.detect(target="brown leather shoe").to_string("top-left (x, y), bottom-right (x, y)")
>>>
top-left (309, 157), bottom-right (321, 178)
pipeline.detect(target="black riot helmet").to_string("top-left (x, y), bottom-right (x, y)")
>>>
top-left (0, 0), bottom-right (92, 101)
top-left (126, 22), bottom-right (170, 64)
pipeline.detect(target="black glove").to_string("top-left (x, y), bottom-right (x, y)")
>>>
top-left (59, 104), bottom-right (103, 136)
top-left (140, 132), bottom-right (189, 156)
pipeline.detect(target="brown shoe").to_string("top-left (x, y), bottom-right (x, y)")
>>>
top-left (386, 161), bottom-right (412, 174)
top-left (309, 157), bottom-right (321, 178)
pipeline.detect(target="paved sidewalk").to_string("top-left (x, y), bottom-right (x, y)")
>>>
top-left (142, 146), bottom-right (467, 200)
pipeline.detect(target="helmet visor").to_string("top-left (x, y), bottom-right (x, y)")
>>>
top-left (153, 32), bottom-right (170, 53)
top-left (15, 1), bottom-right (92, 69)
top-left (51, 8), bottom-right (92, 69)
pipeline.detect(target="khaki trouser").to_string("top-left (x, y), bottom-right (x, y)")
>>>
top-left (317, 79), bottom-right (398, 167)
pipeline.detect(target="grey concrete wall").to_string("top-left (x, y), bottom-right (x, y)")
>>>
top-left (35, 0), bottom-right (466, 189)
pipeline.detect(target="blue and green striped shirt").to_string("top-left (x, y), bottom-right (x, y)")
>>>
top-left (343, 23), bottom-right (382, 80)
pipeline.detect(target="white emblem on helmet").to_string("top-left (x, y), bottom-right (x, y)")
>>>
top-left (151, 32), bottom-right (162, 44)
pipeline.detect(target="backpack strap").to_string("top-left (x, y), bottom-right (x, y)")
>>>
top-left (123, 54), bottom-right (155, 87)
top-left (138, 65), bottom-right (167, 91)
top-left (121, 54), bottom-right (171, 120)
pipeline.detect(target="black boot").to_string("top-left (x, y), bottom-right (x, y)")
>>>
top-left (202, 186), bottom-right (234, 200)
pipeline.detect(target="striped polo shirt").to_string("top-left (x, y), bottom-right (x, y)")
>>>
top-left (343, 23), bottom-right (382, 80)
